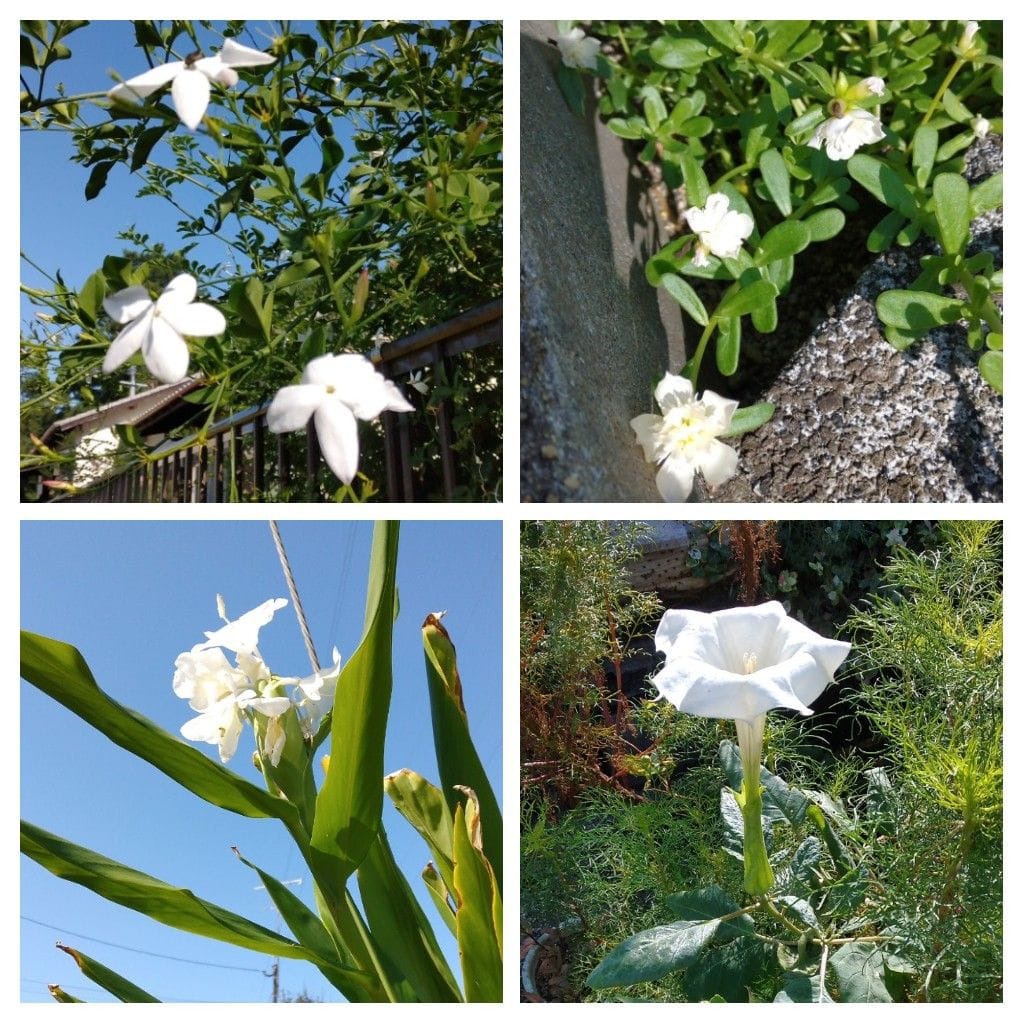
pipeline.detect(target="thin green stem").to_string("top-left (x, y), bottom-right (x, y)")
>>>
top-left (684, 320), bottom-right (717, 387)
top-left (922, 57), bottom-right (967, 125)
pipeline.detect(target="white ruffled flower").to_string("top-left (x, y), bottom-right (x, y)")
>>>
top-left (109, 38), bottom-right (276, 130)
top-left (630, 372), bottom-right (739, 501)
top-left (808, 107), bottom-right (885, 161)
top-left (684, 193), bottom-right (754, 267)
top-left (267, 354), bottom-right (414, 484)
top-left (102, 274), bottom-right (225, 384)
top-left (556, 27), bottom-right (600, 71)
top-left (972, 116), bottom-right (990, 139)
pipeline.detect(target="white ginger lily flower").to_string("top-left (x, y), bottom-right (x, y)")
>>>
top-left (652, 601), bottom-right (851, 893)
top-left (102, 274), bottom-right (225, 384)
top-left (631, 372), bottom-right (739, 501)
top-left (809, 107), bottom-right (885, 161)
top-left (196, 597), bottom-right (288, 656)
top-left (267, 353), bottom-right (414, 484)
top-left (109, 38), bottom-right (276, 130)
top-left (295, 647), bottom-right (342, 737)
top-left (685, 193), bottom-right (755, 267)
top-left (556, 27), bottom-right (600, 71)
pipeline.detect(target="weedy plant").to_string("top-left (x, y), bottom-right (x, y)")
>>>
top-left (555, 19), bottom-right (1003, 407)
top-left (21, 522), bottom-right (502, 1002)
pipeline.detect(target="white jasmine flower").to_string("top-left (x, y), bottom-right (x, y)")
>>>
top-left (102, 274), bottom-right (225, 384)
top-left (109, 38), bottom-right (275, 130)
top-left (684, 193), bottom-right (754, 267)
top-left (630, 372), bottom-right (739, 501)
top-left (556, 27), bottom-right (600, 71)
top-left (267, 353), bottom-right (414, 484)
top-left (408, 370), bottom-right (429, 395)
top-left (808, 107), bottom-right (885, 161)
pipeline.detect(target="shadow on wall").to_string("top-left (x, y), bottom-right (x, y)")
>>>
top-left (520, 22), bottom-right (681, 503)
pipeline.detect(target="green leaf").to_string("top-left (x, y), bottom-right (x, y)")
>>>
top-left (422, 615), bottom-right (502, 889)
top-left (422, 863), bottom-right (457, 936)
top-left (775, 972), bottom-right (834, 1002)
top-left (273, 258), bottom-right (321, 290)
top-left (651, 36), bottom-right (709, 70)
top-left (830, 942), bottom-right (892, 1002)
top-left (130, 125), bottom-right (168, 172)
top-left (556, 64), bottom-right (585, 117)
top-left (701, 21), bottom-right (742, 51)
top-left (57, 944), bottom-right (159, 1002)
top-left (932, 173), bottom-right (970, 255)
top-left (587, 919), bottom-right (719, 988)
top-left (761, 21), bottom-right (811, 60)
top-left (680, 151), bottom-right (710, 208)
top-left (607, 117), bottom-right (645, 140)
top-left (20, 631), bottom-right (299, 824)
top-left (311, 522), bottom-right (399, 884)
top-left (775, 895), bottom-right (818, 930)
top-left (751, 293), bottom-right (778, 333)
top-left (801, 62), bottom-right (835, 96)
top-left (243, 276), bottom-right (272, 343)
top-left (385, 769), bottom-right (456, 896)
top-left (723, 402), bottom-right (775, 437)
top-left (875, 289), bottom-right (962, 331)
top-left (662, 273), bottom-right (709, 325)
top-left (715, 316), bottom-right (741, 375)
top-left (718, 741), bottom-right (810, 825)
top-left (847, 155), bottom-right (918, 219)
top-left (941, 87), bottom-right (972, 123)
top-left (714, 279), bottom-right (777, 321)
top-left (754, 221), bottom-right (810, 265)
top-left (789, 836), bottom-right (823, 893)
top-left (979, 350), bottom-right (1002, 393)
top-left (758, 149), bottom-right (792, 215)
top-left (684, 937), bottom-right (774, 1002)
top-left (867, 209), bottom-right (906, 253)
top-left (452, 797), bottom-right (503, 1002)
top-left (664, 885), bottom-right (753, 939)
top-left (911, 124), bottom-right (938, 188)
top-left (22, 821), bottom-right (309, 961)
top-left (970, 171), bottom-right (1002, 218)
top-left (76, 270), bottom-right (107, 324)
top-left (85, 160), bottom-right (114, 201)
top-left (803, 207), bottom-right (845, 242)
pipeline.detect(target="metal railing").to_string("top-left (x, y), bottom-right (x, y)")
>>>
top-left (70, 300), bottom-right (502, 503)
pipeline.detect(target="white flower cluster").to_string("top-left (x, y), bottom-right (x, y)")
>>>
top-left (173, 597), bottom-right (341, 767)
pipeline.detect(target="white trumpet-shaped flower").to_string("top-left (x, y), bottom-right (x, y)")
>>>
top-left (267, 354), bottom-right (414, 484)
top-left (109, 38), bottom-right (276, 130)
top-left (102, 274), bottom-right (225, 384)
top-left (630, 372), bottom-right (739, 501)
top-left (685, 192), bottom-right (754, 267)
top-left (556, 27), bottom-right (601, 70)
top-left (808, 107), bottom-right (885, 161)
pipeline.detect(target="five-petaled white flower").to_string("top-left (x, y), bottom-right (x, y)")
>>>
top-left (267, 353), bottom-right (415, 484)
top-left (556, 27), bottom-right (601, 70)
top-left (102, 274), bottom-right (225, 385)
top-left (631, 372), bottom-right (739, 501)
top-left (808, 107), bottom-right (885, 161)
top-left (685, 193), bottom-right (755, 267)
top-left (109, 38), bottom-right (276, 130)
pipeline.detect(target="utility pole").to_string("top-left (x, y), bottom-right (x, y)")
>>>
top-left (265, 960), bottom-right (280, 1003)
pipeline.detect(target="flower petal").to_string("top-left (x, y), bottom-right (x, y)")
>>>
top-left (314, 400), bottom-right (360, 483)
top-left (695, 438), bottom-right (739, 487)
top-left (171, 68), bottom-right (212, 129)
top-left (653, 372), bottom-right (695, 412)
top-left (199, 597), bottom-right (288, 655)
top-left (102, 310), bottom-right (152, 374)
top-left (109, 62), bottom-right (184, 102)
top-left (162, 274), bottom-right (198, 304)
top-left (161, 300), bottom-right (226, 338)
top-left (218, 38), bottom-right (277, 67)
top-left (655, 452), bottom-right (696, 501)
top-left (143, 315), bottom-right (191, 383)
top-left (267, 384), bottom-right (324, 433)
top-left (630, 413), bottom-right (663, 463)
top-left (103, 286), bottom-right (152, 325)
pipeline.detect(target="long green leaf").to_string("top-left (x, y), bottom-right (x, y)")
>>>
top-left (22, 821), bottom-right (308, 961)
top-left (385, 768), bottom-right (456, 896)
top-left (56, 944), bottom-right (159, 1003)
top-left (20, 631), bottom-right (300, 826)
top-left (422, 615), bottom-right (502, 890)
top-left (357, 831), bottom-right (463, 1002)
top-left (48, 985), bottom-right (84, 1003)
top-left (311, 521), bottom-right (399, 883)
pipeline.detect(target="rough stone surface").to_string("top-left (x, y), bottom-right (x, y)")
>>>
top-left (520, 21), bottom-right (682, 502)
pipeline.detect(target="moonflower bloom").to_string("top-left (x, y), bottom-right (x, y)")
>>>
top-left (684, 193), bottom-right (755, 267)
top-left (652, 601), bottom-right (851, 894)
top-left (630, 372), bottom-right (739, 501)
top-left (267, 353), bottom-right (415, 484)
top-left (109, 38), bottom-right (276, 130)
top-left (808, 107), bottom-right (885, 161)
top-left (556, 27), bottom-right (601, 70)
top-left (102, 274), bottom-right (225, 384)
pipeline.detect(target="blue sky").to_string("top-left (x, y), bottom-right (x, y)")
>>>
top-left (20, 519), bottom-right (502, 1003)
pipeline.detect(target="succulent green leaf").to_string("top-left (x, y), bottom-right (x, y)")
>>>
top-left (662, 273), bottom-right (709, 325)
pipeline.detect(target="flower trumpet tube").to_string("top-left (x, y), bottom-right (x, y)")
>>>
top-left (651, 601), bottom-right (851, 895)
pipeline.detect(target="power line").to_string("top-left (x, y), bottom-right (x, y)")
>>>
top-left (21, 916), bottom-right (265, 973)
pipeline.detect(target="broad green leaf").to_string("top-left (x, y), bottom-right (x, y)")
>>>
top-left (932, 173), bottom-right (970, 255)
top-left (273, 258), bottom-right (321, 290)
top-left (452, 798), bottom-right (502, 1002)
top-left (718, 741), bottom-right (810, 825)
top-left (762, 21), bottom-right (811, 60)
top-left (830, 942), bottom-right (892, 1002)
top-left (684, 937), bottom-right (774, 1002)
top-left (723, 402), bottom-right (775, 437)
top-left (751, 293), bottom-right (778, 333)
top-left (422, 863), bottom-right (457, 936)
top-left (867, 209), bottom-right (906, 253)
top-left (775, 895), bottom-right (818, 930)
top-left (701, 21), bottom-right (742, 51)
top-left (607, 117), bottom-right (645, 140)
top-left (979, 350), bottom-right (1002, 393)
top-left (651, 36), bottom-right (709, 70)
top-left (85, 160), bottom-right (114, 201)
top-left (243, 276), bottom-right (273, 343)
top-left (587, 919), bottom-right (719, 988)
top-left (759, 149), bottom-right (792, 216)
top-left (662, 273), bottom-right (709, 325)
top-left (665, 885), bottom-right (753, 939)
top-left (912, 124), bottom-right (938, 188)
top-left (357, 832), bottom-right (463, 1002)
top-left (754, 221), bottom-right (810, 265)
top-left (970, 171), bottom-right (1002, 218)
top-left (775, 972), bottom-right (834, 1002)
top-left (801, 62), bottom-right (835, 96)
top-left (385, 769), bottom-right (456, 896)
top-left (57, 944), bottom-right (158, 1002)
top-left (875, 289), bottom-right (962, 331)
top-left (312, 522), bottom-right (399, 883)
top-left (941, 87), bottom-right (972, 123)
top-left (680, 151), bottom-right (710, 208)
top-left (804, 207), bottom-right (845, 242)
top-left (131, 125), bottom-right (168, 172)
top-left (715, 316), bottom-right (741, 376)
top-left (714, 279), bottom-right (777, 321)
top-left (422, 614), bottom-right (502, 890)
top-left (847, 155), bottom-right (918, 218)
top-left (20, 631), bottom-right (299, 824)
top-left (789, 836), bottom-right (823, 893)
top-left (22, 821), bottom-right (308, 961)
top-left (76, 270), bottom-right (107, 324)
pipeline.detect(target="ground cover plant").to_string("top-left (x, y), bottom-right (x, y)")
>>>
top-left (553, 20), bottom-right (1001, 500)
top-left (520, 520), bottom-right (1002, 1002)
top-left (21, 20), bottom-right (502, 500)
